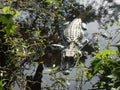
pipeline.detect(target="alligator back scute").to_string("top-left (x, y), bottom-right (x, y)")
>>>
top-left (61, 18), bottom-right (85, 72)
top-left (63, 18), bottom-right (84, 45)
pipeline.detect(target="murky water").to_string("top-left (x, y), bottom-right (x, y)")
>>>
top-left (41, 22), bottom-right (99, 90)
top-left (14, 21), bottom-right (120, 90)
top-left (41, 56), bottom-right (98, 90)
top-left (41, 21), bottom-right (120, 90)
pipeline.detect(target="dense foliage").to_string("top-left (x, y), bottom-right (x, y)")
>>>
top-left (0, 0), bottom-right (120, 90)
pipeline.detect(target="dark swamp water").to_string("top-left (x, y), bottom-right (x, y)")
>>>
top-left (14, 21), bottom-right (120, 90)
top-left (40, 22), bottom-right (120, 90)
top-left (12, 0), bottom-right (120, 90)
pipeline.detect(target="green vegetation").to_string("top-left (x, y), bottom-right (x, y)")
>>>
top-left (86, 49), bottom-right (120, 89)
top-left (0, 3), bottom-right (44, 90)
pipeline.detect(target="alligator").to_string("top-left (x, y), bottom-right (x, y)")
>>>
top-left (51, 18), bottom-right (88, 75)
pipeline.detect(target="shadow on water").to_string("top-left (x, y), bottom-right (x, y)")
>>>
top-left (26, 63), bottom-right (43, 90)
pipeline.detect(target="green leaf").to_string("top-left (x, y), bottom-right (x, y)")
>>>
top-left (45, 0), bottom-right (61, 8)
top-left (2, 6), bottom-right (10, 13)
top-left (57, 14), bottom-right (65, 19)
top-left (10, 10), bottom-right (19, 17)
top-left (0, 14), bottom-right (16, 35)
top-left (84, 69), bottom-right (92, 80)
top-left (2, 6), bottom-right (19, 16)
top-left (94, 49), bottom-right (117, 59)
top-left (92, 59), bottom-right (102, 75)
top-left (46, 0), bottom-right (51, 3)
top-left (0, 80), bottom-right (2, 90)
top-left (0, 14), bottom-right (13, 24)
top-left (4, 24), bottom-right (16, 35)
top-left (114, 21), bottom-right (119, 26)
top-left (9, 25), bottom-right (16, 34)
